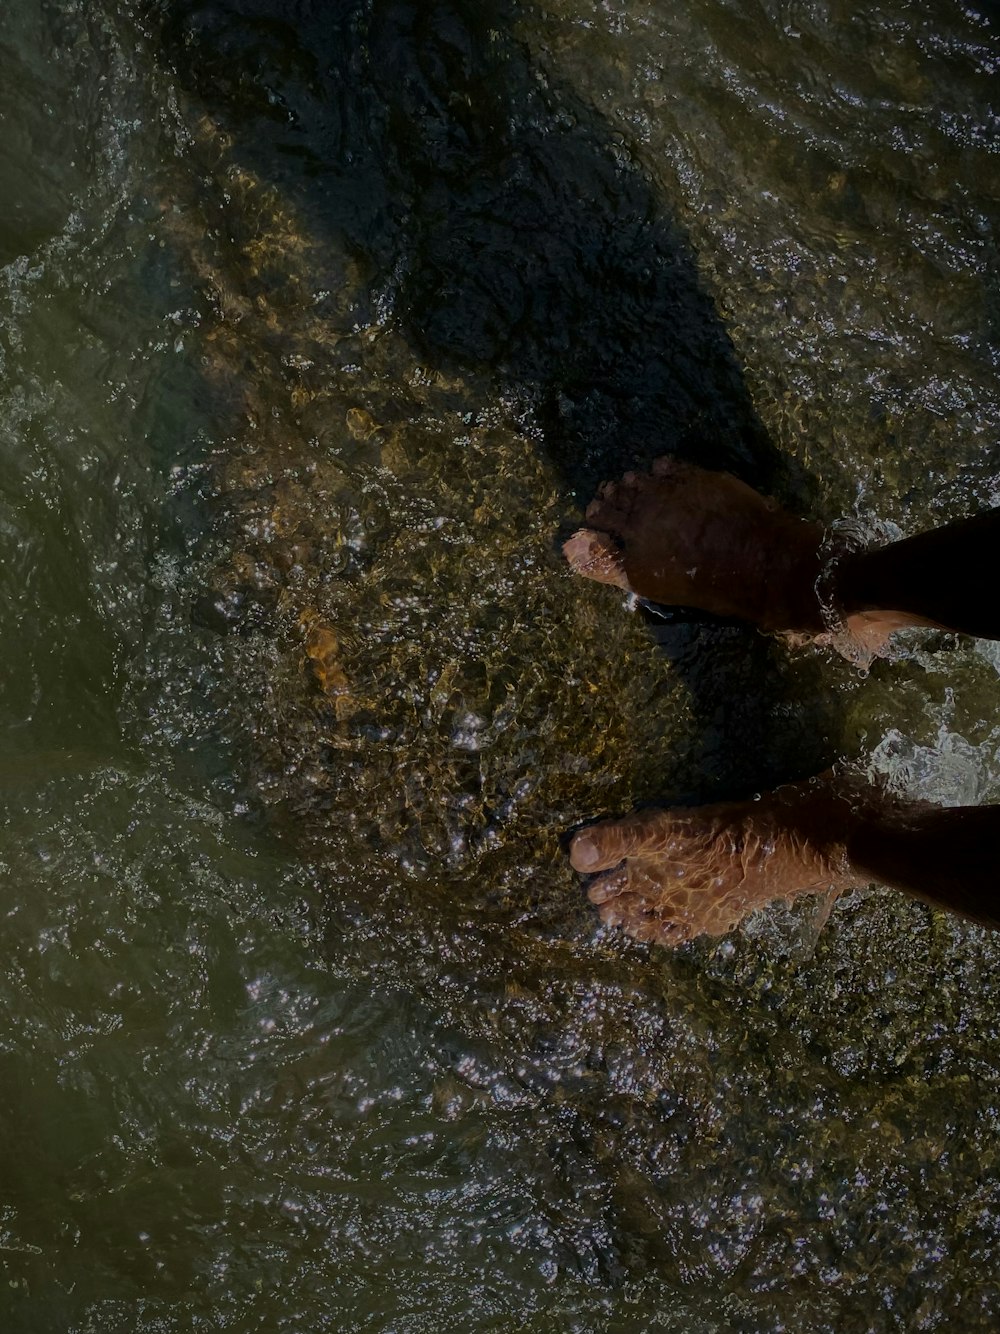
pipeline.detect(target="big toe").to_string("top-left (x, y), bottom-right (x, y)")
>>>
top-left (569, 828), bottom-right (610, 872)
top-left (569, 812), bottom-right (663, 872)
top-left (563, 529), bottom-right (630, 589)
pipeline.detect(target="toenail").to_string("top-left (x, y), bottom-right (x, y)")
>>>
top-left (571, 835), bottom-right (600, 869)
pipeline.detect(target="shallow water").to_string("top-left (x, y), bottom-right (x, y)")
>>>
top-left (2, 0), bottom-right (1000, 1329)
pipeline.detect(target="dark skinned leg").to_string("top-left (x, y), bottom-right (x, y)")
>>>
top-left (848, 804), bottom-right (1000, 930)
top-left (835, 509), bottom-right (1000, 641)
top-left (565, 463), bottom-right (1000, 942)
top-left (565, 459), bottom-right (1000, 650)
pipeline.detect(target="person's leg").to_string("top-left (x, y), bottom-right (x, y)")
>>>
top-left (564, 457), bottom-right (1000, 646)
top-left (569, 774), bottom-right (863, 946)
top-left (568, 775), bottom-right (1000, 946)
top-left (835, 509), bottom-right (1000, 641)
top-left (847, 804), bottom-right (1000, 929)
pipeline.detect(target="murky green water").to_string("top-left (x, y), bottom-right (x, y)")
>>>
top-left (3, 0), bottom-right (1000, 1328)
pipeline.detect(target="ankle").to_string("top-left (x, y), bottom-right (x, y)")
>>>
top-left (766, 774), bottom-right (864, 863)
top-left (845, 801), bottom-right (1000, 927)
top-left (757, 521), bottom-right (827, 633)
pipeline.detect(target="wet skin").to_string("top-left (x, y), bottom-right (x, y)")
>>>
top-left (563, 457), bottom-right (828, 633)
top-left (562, 457), bottom-right (971, 658)
top-left (565, 459), bottom-right (1000, 945)
top-left (569, 775), bottom-right (864, 945)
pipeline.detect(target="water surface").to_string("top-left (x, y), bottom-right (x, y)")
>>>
top-left (2, 0), bottom-right (1000, 1329)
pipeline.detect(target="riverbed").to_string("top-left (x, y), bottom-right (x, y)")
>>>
top-left (2, 1), bottom-right (1000, 1329)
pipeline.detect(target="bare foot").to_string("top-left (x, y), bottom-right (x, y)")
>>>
top-left (821, 606), bottom-right (948, 664)
top-left (563, 458), bottom-right (827, 633)
top-left (569, 776), bottom-right (867, 947)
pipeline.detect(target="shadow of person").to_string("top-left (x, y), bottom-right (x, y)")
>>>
top-left (360, 0), bottom-right (836, 796)
top-left (364, 0), bottom-right (786, 503)
top-left (154, 0), bottom-right (839, 799)
top-left (144, 0), bottom-right (860, 1291)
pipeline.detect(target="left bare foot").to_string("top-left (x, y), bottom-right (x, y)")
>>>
top-left (563, 458), bottom-right (827, 633)
top-left (569, 777), bottom-right (866, 946)
top-left (563, 458), bottom-right (951, 664)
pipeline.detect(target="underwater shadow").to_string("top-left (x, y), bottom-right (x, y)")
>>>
top-left (364, 0), bottom-right (786, 502)
top-left (156, 0), bottom-right (783, 483)
top-left (363, 0), bottom-right (841, 796)
top-left (155, 0), bottom-right (839, 797)
top-left (141, 0), bottom-right (867, 1294)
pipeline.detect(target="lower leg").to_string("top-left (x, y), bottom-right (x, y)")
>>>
top-left (569, 774), bottom-right (865, 946)
top-left (834, 509), bottom-right (1000, 641)
top-left (848, 804), bottom-right (1000, 930)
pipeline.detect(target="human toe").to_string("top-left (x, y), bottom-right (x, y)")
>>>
top-left (585, 865), bottom-right (628, 902)
top-left (570, 812), bottom-right (666, 872)
top-left (562, 528), bottom-right (629, 588)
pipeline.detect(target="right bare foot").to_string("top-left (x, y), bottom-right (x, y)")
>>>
top-left (563, 458), bottom-right (827, 633)
top-left (568, 776), bottom-right (867, 947)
